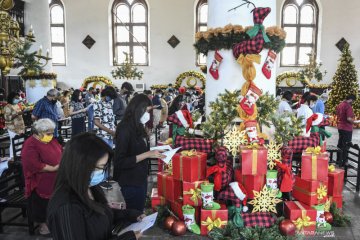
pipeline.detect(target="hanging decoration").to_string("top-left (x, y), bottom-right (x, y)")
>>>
top-left (265, 141), bottom-right (282, 170)
top-left (82, 76), bottom-right (113, 89)
top-left (174, 71), bottom-right (206, 89)
top-left (223, 125), bottom-right (248, 157)
top-left (41, 79), bottom-right (49, 87)
top-left (28, 80), bottom-right (36, 88)
top-left (111, 52), bottom-right (144, 80)
top-left (248, 186), bottom-right (282, 214)
top-left (276, 71), bottom-right (329, 88)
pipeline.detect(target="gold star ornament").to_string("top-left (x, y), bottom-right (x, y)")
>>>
top-left (265, 141), bottom-right (282, 170)
top-left (223, 125), bottom-right (248, 156)
top-left (249, 186), bottom-right (282, 214)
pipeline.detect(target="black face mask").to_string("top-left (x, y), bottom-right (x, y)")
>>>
top-left (51, 99), bottom-right (57, 104)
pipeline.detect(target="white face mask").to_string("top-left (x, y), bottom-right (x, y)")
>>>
top-left (140, 112), bottom-right (150, 124)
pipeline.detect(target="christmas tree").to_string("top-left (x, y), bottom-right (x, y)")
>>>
top-left (326, 44), bottom-right (360, 117)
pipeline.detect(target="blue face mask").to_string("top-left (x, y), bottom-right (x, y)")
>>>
top-left (13, 99), bottom-right (20, 104)
top-left (105, 96), bottom-right (112, 102)
top-left (89, 170), bottom-right (105, 187)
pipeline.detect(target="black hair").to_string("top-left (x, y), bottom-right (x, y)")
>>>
top-left (303, 94), bottom-right (317, 105)
top-left (63, 90), bottom-right (70, 97)
top-left (71, 89), bottom-right (81, 103)
top-left (276, 88), bottom-right (282, 96)
top-left (7, 92), bottom-right (19, 104)
top-left (54, 133), bottom-right (113, 214)
top-left (155, 89), bottom-right (163, 94)
top-left (282, 91), bottom-right (293, 101)
top-left (101, 86), bottom-right (117, 99)
top-left (89, 87), bottom-right (94, 91)
top-left (143, 90), bottom-right (152, 95)
top-left (121, 82), bottom-right (134, 92)
top-left (346, 94), bottom-right (357, 101)
top-left (168, 95), bottom-right (184, 115)
top-left (117, 94), bottom-right (152, 138)
top-left (302, 92), bottom-right (310, 100)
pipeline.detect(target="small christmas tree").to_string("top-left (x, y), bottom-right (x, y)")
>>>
top-left (326, 44), bottom-right (360, 117)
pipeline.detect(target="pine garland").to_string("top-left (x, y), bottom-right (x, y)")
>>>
top-left (14, 38), bottom-right (44, 76)
top-left (256, 92), bottom-right (279, 129)
top-left (271, 113), bottom-right (303, 144)
top-left (329, 202), bottom-right (351, 227)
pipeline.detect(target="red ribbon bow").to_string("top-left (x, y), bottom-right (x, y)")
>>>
top-left (206, 165), bottom-right (227, 191)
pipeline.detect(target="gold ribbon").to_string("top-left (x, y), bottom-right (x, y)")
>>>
top-left (181, 149), bottom-right (197, 156)
top-left (316, 184), bottom-right (327, 200)
top-left (183, 188), bottom-right (201, 206)
top-left (293, 186), bottom-right (316, 197)
top-left (293, 201), bottom-right (316, 231)
top-left (178, 150), bottom-right (202, 181)
top-left (305, 146), bottom-right (322, 154)
top-left (201, 217), bottom-right (227, 231)
top-left (328, 165), bottom-right (335, 173)
top-left (237, 54), bottom-right (261, 82)
top-left (246, 143), bottom-right (260, 149)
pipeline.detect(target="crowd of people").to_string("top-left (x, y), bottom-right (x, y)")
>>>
top-left (2, 82), bottom-right (205, 239)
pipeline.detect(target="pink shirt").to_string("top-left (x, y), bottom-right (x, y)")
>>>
top-left (21, 136), bottom-right (62, 199)
top-left (336, 101), bottom-right (354, 131)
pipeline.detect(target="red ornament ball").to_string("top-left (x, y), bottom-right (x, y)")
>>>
top-left (324, 212), bottom-right (334, 224)
top-left (279, 219), bottom-right (296, 236)
top-left (171, 221), bottom-right (187, 236)
top-left (179, 87), bottom-right (186, 94)
top-left (164, 216), bottom-right (176, 230)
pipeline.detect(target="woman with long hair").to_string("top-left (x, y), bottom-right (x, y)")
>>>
top-left (168, 95), bottom-right (184, 116)
top-left (69, 89), bottom-right (87, 137)
top-left (48, 133), bottom-right (144, 240)
top-left (114, 94), bottom-right (165, 211)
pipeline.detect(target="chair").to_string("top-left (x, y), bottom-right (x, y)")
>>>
top-left (59, 125), bottom-right (72, 139)
top-left (0, 161), bottom-right (35, 234)
top-left (344, 142), bottom-right (360, 192)
top-left (326, 145), bottom-right (343, 166)
top-left (12, 133), bottom-right (30, 163)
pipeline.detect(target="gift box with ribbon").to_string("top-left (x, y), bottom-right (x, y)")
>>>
top-left (328, 168), bottom-right (345, 196)
top-left (240, 145), bottom-right (267, 175)
top-left (157, 172), bottom-right (182, 202)
top-left (200, 206), bottom-right (228, 236)
top-left (328, 195), bottom-right (342, 209)
top-left (183, 180), bottom-right (208, 207)
top-left (292, 176), bottom-right (328, 206)
top-left (234, 167), bottom-right (265, 199)
top-left (172, 150), bottom-right (207, 182)
top-left (150, 188), bottom-right (167, 210)
top-left (301, 147), bottom-right (329, 182)
top-left (284, 201), bottom-right (317, 235)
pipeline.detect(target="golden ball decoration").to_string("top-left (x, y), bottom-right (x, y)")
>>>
top-left (324, 212), bottom-right (333, 224)
top-left (279, 219), bottom-right (296, 236)
top-left (164, 216), bottom-right (177, 230)
top-left (171, 221), bottom-right (186, 236)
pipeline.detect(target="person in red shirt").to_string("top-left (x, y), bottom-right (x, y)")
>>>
top-left (336, 94), bottom-right (357, 164)
top-left (21, 118), bottom-right (62, 235)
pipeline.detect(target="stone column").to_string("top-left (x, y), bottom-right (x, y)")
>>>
top-left (206, 0), bottom-right (277, 114)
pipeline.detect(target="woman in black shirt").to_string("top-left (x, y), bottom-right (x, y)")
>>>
top-left (114, 94), bottom-right (165, 212)
top-left (47, 133), bottom-right (144, 240)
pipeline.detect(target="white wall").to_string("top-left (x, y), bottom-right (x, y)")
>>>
top-left (276, 0), bottom-right (360, 85)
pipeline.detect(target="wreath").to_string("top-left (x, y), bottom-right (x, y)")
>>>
top-left (276, 72), bottom-right (329, 89)
top-left (174, 71), bottom-right (206, 89)
top-left (82, 76), bottom-right (113, 89)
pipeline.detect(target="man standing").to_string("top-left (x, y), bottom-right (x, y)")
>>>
top-left (32, 89), bottom-right (60, 137)
top-left (85, 87), bottom-right (95, 131)
top-left (113, 82), bottom-right (134, 123)
top-left (336, 94), bottom-right (356, 164)
top-left (152, 89), bottom-right (163, 127)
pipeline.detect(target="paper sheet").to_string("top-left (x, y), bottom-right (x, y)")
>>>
top-left (161, 147), bottom-right (181, 164)
top-left (118, 212), bottom-right (158, 236)
top-left (354, 120), bottom-right (360, 124)
top-left (150, 145), bottom-right (173, 151)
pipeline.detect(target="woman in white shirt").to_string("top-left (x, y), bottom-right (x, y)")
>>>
top-left (277, 91), bottom-right (293, 115)
top-left (297, 94), bottom-right (318, 137)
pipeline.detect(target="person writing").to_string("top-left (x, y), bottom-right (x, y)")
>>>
top-left (114, 94), bottom-right (165, 212)
top-left (48, 133), bottom-right (144, 240)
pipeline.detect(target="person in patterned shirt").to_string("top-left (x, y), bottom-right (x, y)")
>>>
top-left (93, 86), bottom-right (117, 147)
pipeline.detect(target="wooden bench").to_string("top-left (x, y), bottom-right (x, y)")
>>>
top-left (344, 142), bottom-right (360, 192)
top-left (60, 125), bottom-right (72, 139)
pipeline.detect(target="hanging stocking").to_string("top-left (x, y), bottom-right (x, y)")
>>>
top-left (262, 50), bottom-right (277, 79)
top-left (182, 205), bottom-right (200, 235)
top-left (209, 50), bottom-right (223, 80)
top-left (239, 83), bottom-right (262, 116)
top-left (201, 182), bottom-right (221, 210)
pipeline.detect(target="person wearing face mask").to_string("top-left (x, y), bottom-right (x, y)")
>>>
top-left (297, 93), bottom-right (318, 137)
top-left (114, 94), bottom-right (166, 212)
top-left (21, 119), bottom-right (62, 236)
top-left (152, 89), bottom-right (163, 128)
top-left (277, 90), bottom-right (293, 116)
top-left (32, 89), bottom-right (60, 137)
top-left (113, 82), bottom-right (134, 123)
top-left (69, 89), bottom-right (88, 137)
top-left (4, 91), bottom-right (26, 159)
top-left (48, 133), bottom-right (144, 240)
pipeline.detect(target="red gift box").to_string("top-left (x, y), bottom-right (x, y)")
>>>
top-left (170, 200), bottom-right (201, 222)
top-left (292, 176), bottom-right (328, 206)
top-left (234, 168), bottom-right (265, 199)
top-left (183, 180), bottom-right (208, 207)
top-left (157, 172), bottom-right (182, 202)
top-left (328, 168), bottom-right (345, 196)
top-left (329, 195), bottom-right (343, 209)
top-left (301, 150), bottom-right (329, 182)
top-left (172, 151), bottom-right (207, 182)
top-left (240, 146), bottom-right (267, 175)
top-left (200, 206), bottom-right (228, 236)
top-left (150, 188), bottom-right (166, 209)
top-left (284, 201), bottom-right (317, 235)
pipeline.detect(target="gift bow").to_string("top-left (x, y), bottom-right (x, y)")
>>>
top-left (293, 214), bottom-right (316, 231)
top-left (246, 24), bottom-right (270, 43)
top-left (328, 165), bottom-right (336, 173)
top-left (305, 146), bottom-right (322, 155)
top-left (181, 149), bottom-right (197, 157)
top-left (183, 188), bottom-right (201, 205)
top-left (201, 217), bottom-right (227, 231)
top-left (246, 143), bottom-right (260, 149)
top-left (316, 184), bottom-right (327, 200)
top-left (237, 54), bottom-right (261, 66)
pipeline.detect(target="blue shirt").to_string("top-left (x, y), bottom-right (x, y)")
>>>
top-left (32, 97), bottom-right (59, 136)
top-left (312, 99), bottom-right (325, 114)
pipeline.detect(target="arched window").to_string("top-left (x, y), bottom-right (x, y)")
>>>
top-left (281, 0), bottom-right (319, 66)
top-left (112, 0), bottom-right (148, 65)
top-left (49, 0), bottom-right (66, 65)
top-left (195, 0), bottom-right (208, 65)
